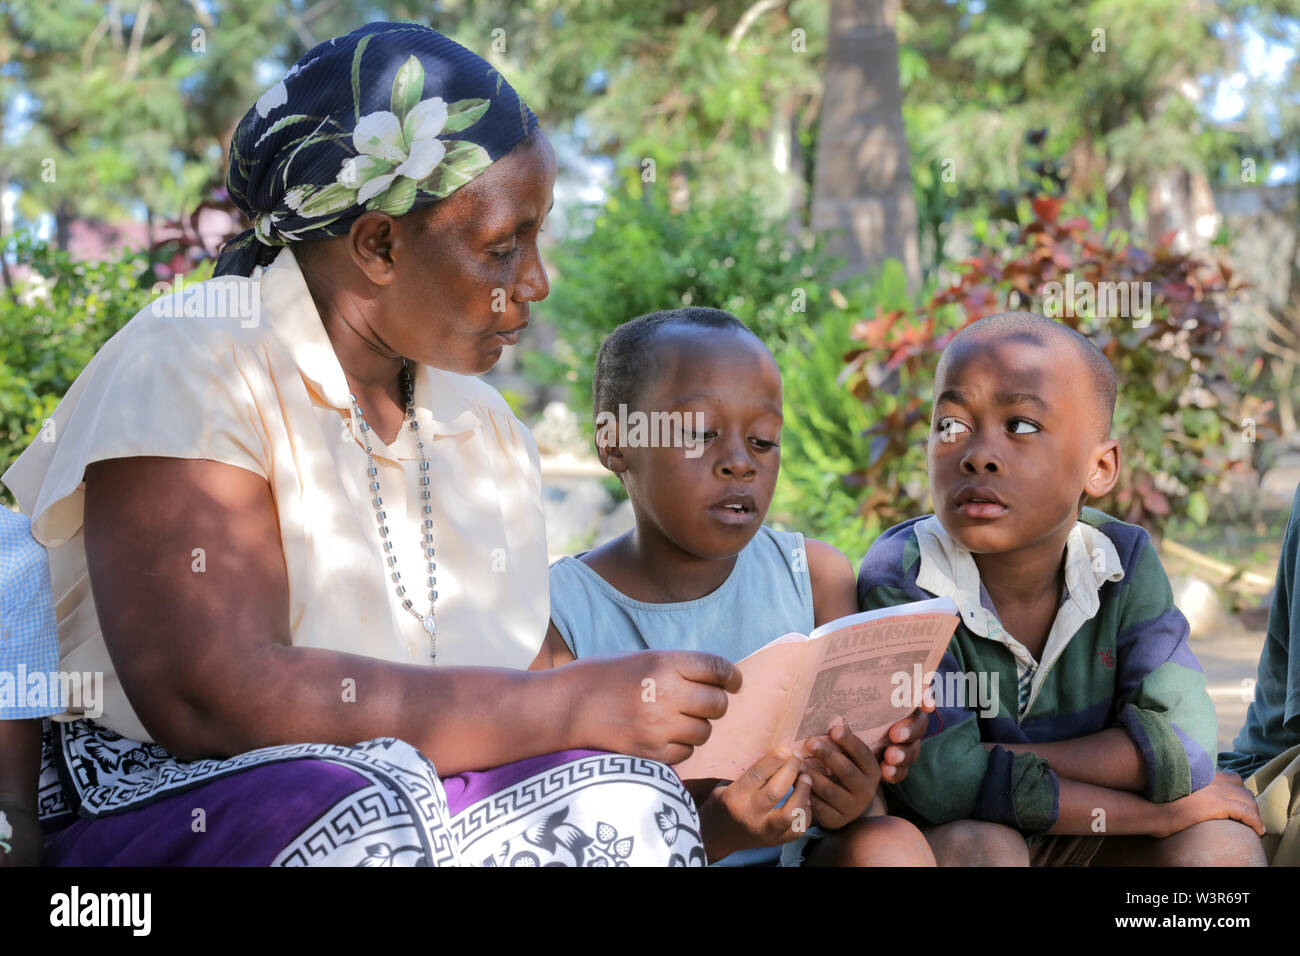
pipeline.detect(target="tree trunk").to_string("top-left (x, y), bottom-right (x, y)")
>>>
top-left (1147, 166), bottom-right (1219, 252)
top-left (0, 187), bottom-right (18, 307)
top-left (773, 95), bottom-right (807, 233)
top-left (811, 0), bottom-right (920, 287)
top-left (54, 199), bottom-right (72, 252)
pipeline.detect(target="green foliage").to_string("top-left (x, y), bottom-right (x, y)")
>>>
top-left (899, 0), bottom-right (1243, 194)
top-left (2, 0), bottom-right (408, 231)
top-left (0, 235), bottom-right (164, 500)
top-left (771, 259), bottom-right (925, 559)
top-left (3, 0), bottom-right (828, 233)
top-left (449, 0), bottom-right (826, 204)
top-left (526, 187), bottom-right (841, 415)
top-left (897, 0), bottom-right (1300, 269)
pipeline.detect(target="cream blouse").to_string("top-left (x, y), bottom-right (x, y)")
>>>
top-left (1, 247), bottom-right (550, 742)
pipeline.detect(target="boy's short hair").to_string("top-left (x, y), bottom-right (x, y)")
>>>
top-left (938, 311), bottom-right (1118, 439)
top-left (592, 307), bottom-right (757, 418)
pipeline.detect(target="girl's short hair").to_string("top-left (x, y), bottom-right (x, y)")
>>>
top-left (592, 307), bottom-right (757, 418)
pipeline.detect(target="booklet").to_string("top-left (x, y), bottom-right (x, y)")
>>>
top-left (675, 597), bottom-right (960, 781)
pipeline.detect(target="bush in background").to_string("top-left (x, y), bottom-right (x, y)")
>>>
top-left (770, 259), bottom-right (923, 557)
top-left (527, 188), bottom-right (847, 410)
top-left (0, 234), bottom-right (179, 504)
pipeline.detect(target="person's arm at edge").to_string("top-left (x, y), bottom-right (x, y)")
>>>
top-left (1221, 491), bottom-right (1299, 775)
top-left (0, 719), bottom-right (44, 866)
top-left (806, 537), bottom-right (859, 627)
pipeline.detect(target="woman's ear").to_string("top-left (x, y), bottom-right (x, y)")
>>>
top-left (1083, 438), bottom-right (1121, 499)
top-left (347, 212), bottom-right (399, 284)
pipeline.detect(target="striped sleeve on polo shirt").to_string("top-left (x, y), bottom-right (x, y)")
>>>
top-left (1097, 513), bottom-right (1216, 802)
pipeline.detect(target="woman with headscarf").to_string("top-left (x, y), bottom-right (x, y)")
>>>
top-left (1, 21), bottom-right (736, 866)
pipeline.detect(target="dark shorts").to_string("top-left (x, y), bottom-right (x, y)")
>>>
top-left (1029, 833), bottom-right (1107, 867)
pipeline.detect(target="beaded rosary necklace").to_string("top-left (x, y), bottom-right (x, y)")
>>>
top-left (348, 358), bottom-right (438, 663)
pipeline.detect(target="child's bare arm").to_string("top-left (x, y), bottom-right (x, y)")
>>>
top-left (0, 719), bottom-right (44, 867)
top-left (982, 728), bottom-right (1146, 792)
top-left (527, 621), bottom-right (576, 670)
top-left (1048, 772), bottom-right (1263, 838)
top-left (806, 538), bottom-right (858, 627)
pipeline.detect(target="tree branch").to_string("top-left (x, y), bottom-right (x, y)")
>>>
top-left (185, 0), bottom-right (215, 29)
top-left (81, 15), bottom-right (111, 73)
top-left (109, 0), bottom-right (124, 49)
top-left (727, 0), bottom-right (786, 53)
top-left (125, 0), bottom-right (153, 80)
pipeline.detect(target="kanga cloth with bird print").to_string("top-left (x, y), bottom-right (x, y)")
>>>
top-left (35, 719), bottom-right (705, 866)
top-left (858, 507), bottom-right (1217, 836)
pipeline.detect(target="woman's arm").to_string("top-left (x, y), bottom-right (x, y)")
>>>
top-left (84, 457), bottom-right (739, 774)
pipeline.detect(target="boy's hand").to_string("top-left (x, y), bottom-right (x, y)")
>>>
top-left (880, 700), bottom-right (935, 785)
top-left (796, 724), bottom-right (882, 830)
top-left (697, 749), bottom-right (813, 859)
top-left (1159, 771), bottom-right (1265, 839)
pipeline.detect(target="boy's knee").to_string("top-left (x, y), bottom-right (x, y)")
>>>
top-left (924, 819), bottom-right (1030, 866)
top-left (1155, 819), bottom-right (1267, 867)
top-left (855, 816), bottom-right (937, 866)
top-left (813, 815), bottom-right (937, 867)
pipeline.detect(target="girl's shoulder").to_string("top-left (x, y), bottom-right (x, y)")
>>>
top-left (741, 525), bottom-right (816, 622)
top-left (745, 523), bottom-right (806, 567)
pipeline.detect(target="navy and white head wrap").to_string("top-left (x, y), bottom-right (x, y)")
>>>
top-left (215, 21), bottom-right (539, 277)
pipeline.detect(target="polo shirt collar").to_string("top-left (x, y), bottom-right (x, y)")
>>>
top-left (914, 514), bottom-right (1125, 641)
top-left (256, 247), bottom-right (481, 438)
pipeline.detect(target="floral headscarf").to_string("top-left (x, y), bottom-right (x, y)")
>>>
top-left (215, 21), bottom-right (539, 277)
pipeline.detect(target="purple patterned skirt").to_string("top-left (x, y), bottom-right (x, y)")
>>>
top-left (37, 720), bottom-right (706, 866)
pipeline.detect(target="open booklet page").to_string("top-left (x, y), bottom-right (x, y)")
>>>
top-left (675, 597), bottom-right (960, 781)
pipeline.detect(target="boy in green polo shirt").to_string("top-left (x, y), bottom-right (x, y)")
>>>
top-left (858, 311), bottom-right (1266, 865)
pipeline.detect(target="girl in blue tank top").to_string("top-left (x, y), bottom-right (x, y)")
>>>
top-left (530, 307), bottom-right (935, 868)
